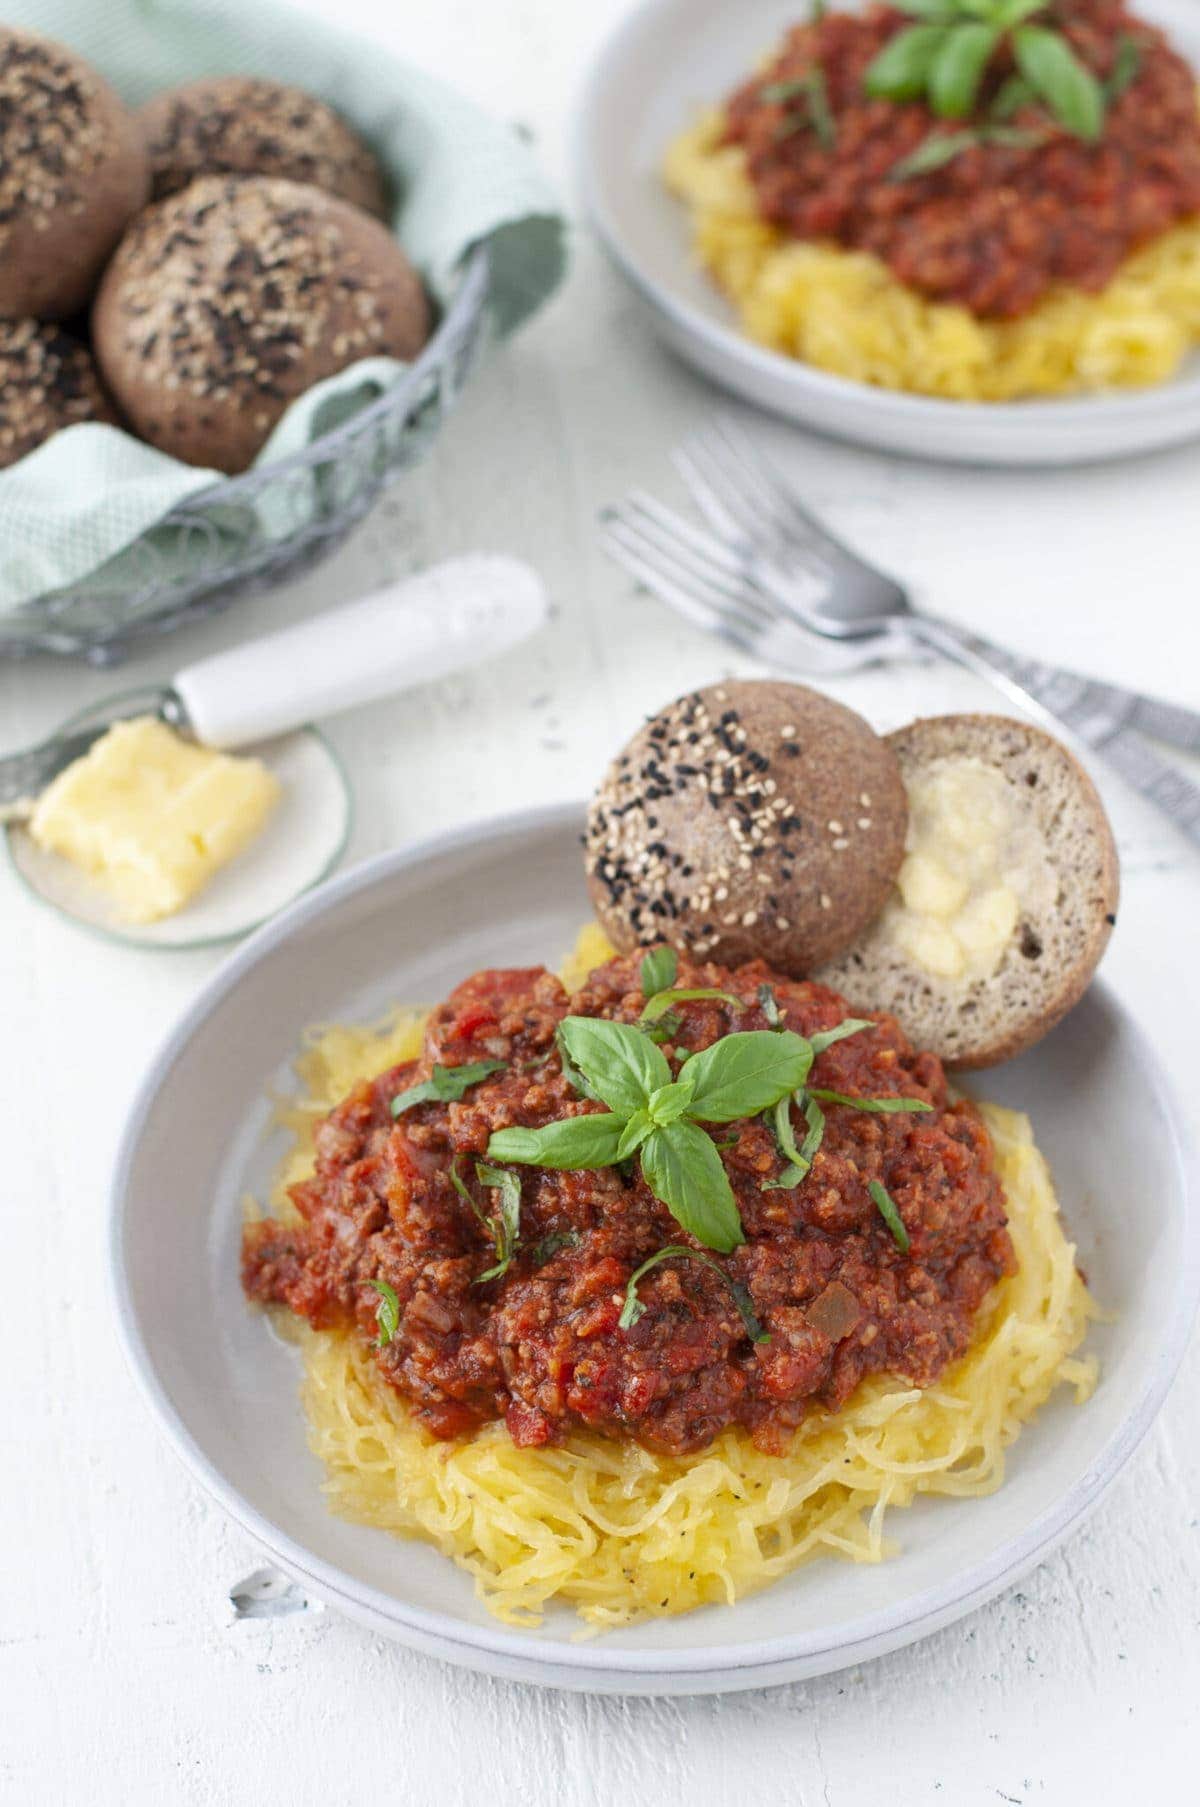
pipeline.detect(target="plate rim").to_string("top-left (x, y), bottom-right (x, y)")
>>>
top-left (573, 0), bottom-right (1200, 441)
top-left (108, 799), bottom-right (1200, 1683)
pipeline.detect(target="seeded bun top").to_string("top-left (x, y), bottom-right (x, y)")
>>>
top-left (0, 320), bottom-right (116, 467)
top-left (0, 28), bottom-right (149, 319)
top-left (585, 680), bottom-right (909, 974)
top-left (139, 77), bottom-right (390, 217)
top-left (92, 175), bottom-right (431, 472)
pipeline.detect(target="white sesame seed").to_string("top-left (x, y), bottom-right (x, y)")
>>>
top-left (833, 837), bottom-right (850, 851)
top-left (742, 911), bottom-right (757, 927)
top-left (820, 893), bottom-right (832, 909)
top-left (860, 793), bottom-right (871, 807)
top-left (858, 817), bottom-right (872, 830)
top-left (828, 820), bottom-right (843, 835)
top-left (776, 917), bottom-right (789, 931)
top-left (781, 725), bottom-right (796, 739)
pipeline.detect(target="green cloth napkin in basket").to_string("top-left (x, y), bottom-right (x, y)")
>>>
top-left (0, 0), bottom-right (567, 618)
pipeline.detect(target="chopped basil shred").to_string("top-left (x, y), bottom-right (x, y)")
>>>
top-left (474, 1164), bottom-right (522, 1282)
top-left (528, 1229), bottom-right (582, 1267)
top-left (809, 1018), bottom-right (873, 1055)
top-left (757, 983), bottom-right (785, 1028)
top-left (390, 1059), bottom-right (506, 1118)
top-left (810, 1089), bottom-right (933, 1115)
top-left (640, 946), bottom-right (678, 997)
top-left (619, 1246), bottom-right (770, 1344)
top-left (762, 1091), bottom-right (826, 1191)
top-left (869, 1180), bottom-right (911, 1252)
top-left (369, 1278), bottom-right (400, 1348)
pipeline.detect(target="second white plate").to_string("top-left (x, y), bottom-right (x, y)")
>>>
top-left (576, 0), bottom-right (1200, 465)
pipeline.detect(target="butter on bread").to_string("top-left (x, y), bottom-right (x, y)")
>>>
top-left (29, 716), bottom-right (281, 924)
top-left (814, 715), bottom-right (1119, 1069)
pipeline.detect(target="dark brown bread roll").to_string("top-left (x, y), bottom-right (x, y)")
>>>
top-left (0, 319), bottom-right (116, 466)
top-left (139, 77), bottom-right (389, 217)
top-left (92, 176), bottom-right (431, 472)
top-left (0, 28), bottom-right (149, 319)
top-left (586, 680), bottom-right (909, 974)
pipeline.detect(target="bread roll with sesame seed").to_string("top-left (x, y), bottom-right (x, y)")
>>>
top-left (92, 175), bottom-right (430, 473)
top-left (585, 680), bottom-right (908, 974)
top-left (139, 77), bottom-right (390, 217)
top-left (0, 320), bottom-right (117, 466)
top-left (813, 715), bottom-right (1119, 1068)
top-left (0, 28), bottom-right (149, 320)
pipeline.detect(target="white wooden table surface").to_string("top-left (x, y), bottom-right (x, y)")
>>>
top-left (3, 2), bottom-right (1199, 1800)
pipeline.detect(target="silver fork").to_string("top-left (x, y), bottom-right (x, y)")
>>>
top-left (599, 481), bottom-right (1200, 848)
top-left (677, 416), bottom-right (1200, 753)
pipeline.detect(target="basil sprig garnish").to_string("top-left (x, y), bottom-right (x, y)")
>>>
top-left (619, 1246), bottom-right (770, 1343)
top-left (762, 1092), bottom-right (826, 1191)
top-left (865, 0), bottom-right (1105, 141)
top-left (870, 1180), bottom-right (911, 1252)
top-left (488, 1016), bottom-right (821, 1253)
top-left (369, 1278), bottom-right (400, 1348)
top-left (390, 1059), bottom-right (507, 1118)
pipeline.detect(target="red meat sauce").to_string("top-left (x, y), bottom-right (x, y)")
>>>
top-left (243, 953), bottom-right (1016, 1457)
top-left (723, 0), bottom-right (1200, 318)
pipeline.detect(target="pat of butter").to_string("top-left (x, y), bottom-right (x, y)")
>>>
top-left (29, 716), bottom-right (281, 924)
top-left (880, 758), bottom-right (1055, 983)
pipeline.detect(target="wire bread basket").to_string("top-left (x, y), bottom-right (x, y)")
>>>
top-left (3, 245), bottom-right (491, 666)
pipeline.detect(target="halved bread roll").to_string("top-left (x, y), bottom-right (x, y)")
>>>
top-left (814, 715), bottom-right (1119, 1069)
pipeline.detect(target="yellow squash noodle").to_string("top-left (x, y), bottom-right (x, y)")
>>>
top-left (664, 111), bottom-right (1200, 402)
top-left (257, 924), bottom-right (1098, 1631)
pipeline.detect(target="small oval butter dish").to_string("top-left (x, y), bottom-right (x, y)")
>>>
top-left (2, 555), bottom-right (549, 949)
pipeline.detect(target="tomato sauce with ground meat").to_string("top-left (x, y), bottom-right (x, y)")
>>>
top-left (243, 953), bottom-right (1016, 1456)
top-left (723, 1), bottom-right (1200, 318)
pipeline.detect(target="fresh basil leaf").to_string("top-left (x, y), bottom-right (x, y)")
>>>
top-left (369, 1278), bottom-right (400, 1347)
top-left (986, 125), bottom-right (1048, 150)
top-left (929, 21), bottom-right (998, 117)
top-left (475, 1164), bottom-right (522, 1282)
top-left (996, 0), bottom-right (1050, 28)
top-left (1014, 25), bottom-right (1103, 140)
top-left (390, 1059), bottom-right (507, 1117)
top-left (810, 1089), bottom-right (934, 1114)
top-left (640, 986), bottom-right (741, 1026)
top-left (646, 1074), bottom-right (697, 1127)
top-left (616, 1109), bottom-right (655, 1160)
top-left (557, 1015), bottom-right (669, 1117)
top-left (1104, 33), bottom-right (1140, 104)
top-left (809, 1018), bottom-right (874, 1055)
top-left (619, 1245), bottom-right (769, 1343)
top-left (891, 0), bottom-right (961, 22)
top-left (529, 1228), bottom-right (581, 1266)
top-left (864, 23), bottom-right (951, 101)
top-left (869, 1179), bottom-right (911, 1252)
top-left (487, 1111), bottom-right (628, 1170)
top-left (640, 946), bottom-right (678, 997)
top-left (761, 1091), bottom-right (826, 1191)
top-left (757, 983), bottom-right (784, 1029)
top-left (889, 128), bottom-right (979, 179)
top-left (683, 1029), bottom-right (814, 1123)
top-left (641, 1120), bottom-right (744, 1252)
top-left (990, 71), bottom-right (1034, 118)
top-left (555, 1023), bottom-right (599, 1101)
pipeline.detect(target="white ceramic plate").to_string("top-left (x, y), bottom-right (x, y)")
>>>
top-left (576, 0), bottom-right (1200, 465)
top-left (109, 804), bottom-right (1199, 1693)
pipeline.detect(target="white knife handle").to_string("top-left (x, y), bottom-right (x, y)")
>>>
top-left (172, 555), bottom-right (549, 749)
